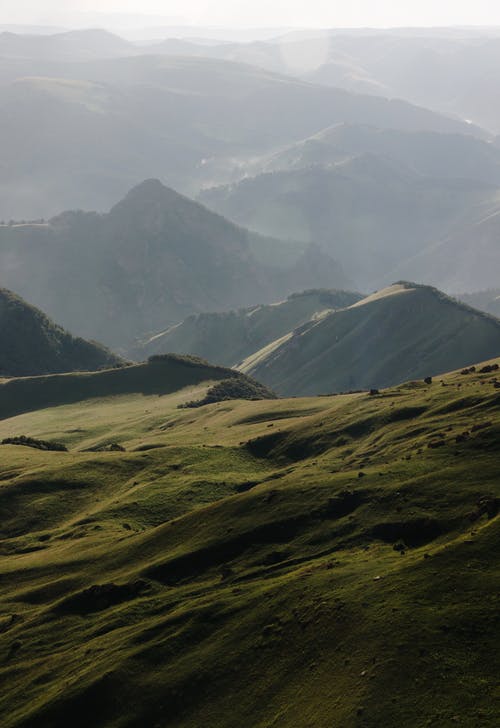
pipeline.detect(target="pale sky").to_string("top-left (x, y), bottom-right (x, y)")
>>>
top-left (3, 0), bottom-right (500, 29)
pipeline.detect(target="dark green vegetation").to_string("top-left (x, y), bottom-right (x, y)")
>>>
top-left (1, 436), bottom-right (67, 452)
top-left (138, 289), bottom-right (362, 365)
top-left (0, 288), bottom-right (121, 376)
top-left (199, 153), bottom-right (500, 291)
top-left (0, 357), bottom-right (498, 726)
top-left (0, 181), bottom-right (345, 349)
top-left (241, 283), bottom-right (500, 396)
top-left (0, 354), bottom-right (266, 420)
top-left (181, 377), bottom-right (277, 409)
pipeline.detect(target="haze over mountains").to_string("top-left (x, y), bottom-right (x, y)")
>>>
top-left (200, 152), bottom-right (500, 291)
top-left (0, 16), bottom-right (500, 728)
top-left (0, 28), bottom-right (490, 219)
top-left (0, 180), bottom-right (346, 350)
top-left (0, 25), bottom-right (499, 299)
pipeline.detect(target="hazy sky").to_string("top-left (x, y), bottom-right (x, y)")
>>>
top-left (4, 0), bottom-right (500, 28)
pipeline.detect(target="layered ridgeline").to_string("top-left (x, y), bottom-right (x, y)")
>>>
top-left (0, 49), bottom-right (487, 218)
top-left (0, 288), bottom-right (121, 377)
top-left (199, 153), bottom-right (500, 291)
top-left (137, 289), bottom-right (362, 365)
top-left (240, 283), bottom-right (500, 396)
top-left (0, 355), bottom-right (498, 726)
top-left (0, 180), bottom-right (346, 350)
top-left (252, 123), bottom-right (500, 185)
top-left (146, 29), bottom-right (500, 134)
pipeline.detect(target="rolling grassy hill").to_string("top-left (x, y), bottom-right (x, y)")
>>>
top-left (0, 356), bottom-right (498, 726)
top-left (137, 289), bottom-right (363, 365)
top-left (0, 354), bottom-right (275, 421)
top-left (0, 180), bottom-right (346, 350)
top-left (241, 283), bottom-right (500, 396)
top-left (0, 288), bottom-right (121, 377)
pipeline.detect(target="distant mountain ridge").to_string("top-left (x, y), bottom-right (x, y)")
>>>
top-left (0, 287), bottom-right (121, 377)
top-left (253, 123), bottom-right (500, 185)
top-left (0, 180), bottom-right (346, 350)
top-left (240, 282), bottom-right (500, 395)
top-left (199, 155), bottom-right (498, 290)
top-left (136, 289), bottom-right (363, 365)
top-left (0, 49), bottom-right (488, 218)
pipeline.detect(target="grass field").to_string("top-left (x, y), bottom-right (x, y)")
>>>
top-left (0, 361), bottom-right (499, 727)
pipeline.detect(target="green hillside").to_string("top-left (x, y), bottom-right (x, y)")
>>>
top-left (0, 356), bottom-right (498, 726)
top-left (0, 354), bottom-right (275, 420)
top-left (241, 283), bottom-right (500, 395)
top-left (137, 289), bottom-right (362, 365)
top-left (0, 288), bottom-right (121, 377)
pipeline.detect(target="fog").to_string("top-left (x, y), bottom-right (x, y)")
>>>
top-left (4, 0), bottom-right (500, 29)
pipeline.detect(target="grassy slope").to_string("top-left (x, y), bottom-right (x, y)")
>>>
top-left (0, 355), bottom-right (250, 420)
top-left (139, 290), bottom-right (362, 366)
top-left (242, 283), bottom-right (500, 396)
top-left (0, 359), bottom-right (498, 726)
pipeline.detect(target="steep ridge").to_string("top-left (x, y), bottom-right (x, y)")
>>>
top-left (0, 288), bottom-right (121, 377)
top-left (136, 289), bottom-right (363, 365)
top-left (241, 283), bottom-right (500, 395)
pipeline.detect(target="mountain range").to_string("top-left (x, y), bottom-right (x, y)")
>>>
top-left (199, 153), bottom-right (500, 291)
top-left (0, 180), bottom-right (346, 350)
top-left (239, 283), bottom-right (500, 395)
top-left (137, 289), bottom-right (362, 365)
top-left (0, 34), bottom-right (488, 219)
top-left (1, 22), bottom-right (500, 728)
top-left (140, 29), bottom-right (500, 134)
